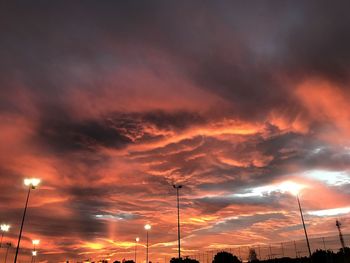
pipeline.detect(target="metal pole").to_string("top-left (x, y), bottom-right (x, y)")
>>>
top-left (297, 195), bottom-right (312, 258)
top-left (146, 231), bottom-right (149, 263)
top-left (135, 242), bottom-right (137, 263)
top-left (14, 186), bottom-right (31, 263)
top-left (4, 244), bottom-right (10, 263)
top-left (173, 185), bottom-right (182, 259)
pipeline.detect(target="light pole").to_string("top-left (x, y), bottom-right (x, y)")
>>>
top-left (31, 239), bottom-right (40, 263)
top-left (296, 195), bottom-right (312, 258)
top-left (173, 184), bottom-right (182, 259)
top-left (135, 237), bottom-right (139, 263)
top-left (144, 224), bottom-right (151, 263)
top-left (31, 251), bottom-right (37, 263)
top-left (14, 178), bottom-right (40, 263)
top-left (0, 224), bottom-right (10, 248)
top-left (4, 242), bottom-right (11, 263)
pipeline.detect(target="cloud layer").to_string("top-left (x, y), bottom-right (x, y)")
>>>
top-left (0, 1), bottom-right (350, 262)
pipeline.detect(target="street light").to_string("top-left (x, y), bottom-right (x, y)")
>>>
top-left (135, 237), bottom-right (140, 263)
top-left (31, 240), bottom-right (40, 263)
top-left (14, 178), bottom-right (41, 263)
top-left (173, 184), bottom-right (182, 259)
top-left (144, 224), bottom-right (151, 263)
top-left (0, 224), bottom-right (10, 248)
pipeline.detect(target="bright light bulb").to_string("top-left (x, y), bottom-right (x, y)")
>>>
top-left (0, 224), bottom-right (10, 232)
top-left (24, 178), bottom-right (41, 187)
top-left (279, 181), bottom-right (304, 196)
top-left (32, 251), bottom-right (37, 256)
top-left (144, 224), bottom-right (151, 230)
top-left (32, 239), bottom-right (40, 245)
top-left (136, 237), bottom-right (140, 242)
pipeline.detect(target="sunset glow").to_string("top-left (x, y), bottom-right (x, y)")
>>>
top-left (1, 1), bottom-right (350, 263)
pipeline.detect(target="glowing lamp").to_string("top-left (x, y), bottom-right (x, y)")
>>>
top-left (24, 178), bottom-right (41, 188)
top-left (0, 224), bottom-right (10, 232)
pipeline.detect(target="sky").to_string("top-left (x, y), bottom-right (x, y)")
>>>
top-left (1, 1), bottom-right (350, 262)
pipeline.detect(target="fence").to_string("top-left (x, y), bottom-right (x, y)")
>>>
top-left (1, 234), bottom-right (348, 263)
top-left (185, 234), bottom-right (350, 262)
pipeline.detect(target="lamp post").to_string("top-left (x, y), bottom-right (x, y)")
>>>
top-left (31, 240), bottom-right (40, 263)
top-left (173, 184), bottom-right (182, 259)
top-left (296, 195), bottom-right (312, 258)
top-left (0, 224), bottom-right (10, 248)
top-left (135, 237), bottom-right (139, 263)
top-left (14, 178), bottom-right (40, 263)
top-left (144, 224), bottom-right (151, 263)
top-left (31, 251), bottom-right (37, 263)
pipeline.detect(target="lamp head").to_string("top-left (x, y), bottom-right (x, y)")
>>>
top-left (144, 224), bottom-right (151, 230)
top-left (24, 178), bottom-right (41, 189)
top-left (32, 251), bottom-right (37, 256)
top-left (0, 224), bottom-right (10, 232)
top-left (32, 239), bottom-right (40, 245)
top-left (136, 237), bottom-right (140, 242)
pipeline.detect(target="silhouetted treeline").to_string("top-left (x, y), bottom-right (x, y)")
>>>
top-left (177, 247), bottom-right (350, 263)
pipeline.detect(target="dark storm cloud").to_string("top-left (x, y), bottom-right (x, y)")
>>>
top-left (2, 0), bottom-right (350, 120)
top-left (37, 109), bottom-right (204, 153)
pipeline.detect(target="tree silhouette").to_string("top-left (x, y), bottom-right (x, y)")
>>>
top-left (248, 248), bottom-right (258, 262)
top-left (212, 251), bottom-right (241, 263)
top-left (170, 257), bottom-right (199, 263)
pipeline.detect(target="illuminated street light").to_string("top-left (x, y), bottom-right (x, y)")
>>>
top-left (0, 224), bottom-right (10, 248)
top-left (144, 224), bottom-right (151, 263)
top-left (173, 184), bottom-right (182, 259)
top-left (135, 237), bottom-right (140, 263)
top-left (31, 239), bottom-right (40, 263)
top-left (14, 178), bottom-right (41, 263)
top-left (32, 239), bottom-right (40, 246)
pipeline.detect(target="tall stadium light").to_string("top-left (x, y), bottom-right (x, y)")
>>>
top-left (14, 178), bottom-right (41, 263)
top-left (144, 224), bottom-right (151, 263)
top-left (294, 194), bottom-right (312, 258)
top-left (0, 224), bottom-right (10, 248)
top-left (135, 237), bottom-right (140, 263)
top-left (31, 239), bottom-right (40, 263)
top-left (173, 184), bottom-right (182, 259)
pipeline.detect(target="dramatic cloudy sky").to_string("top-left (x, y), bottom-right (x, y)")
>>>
top-left (1, 1), bottom-right (350, 262)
